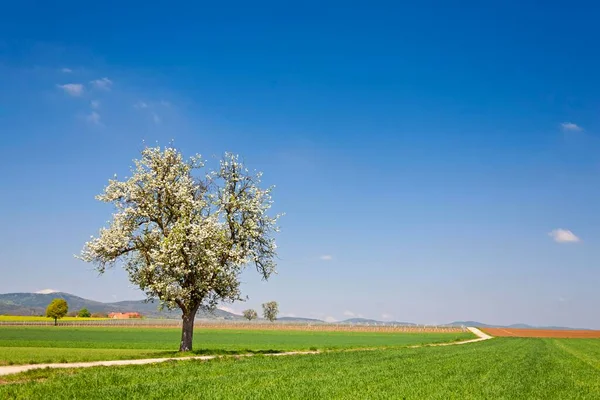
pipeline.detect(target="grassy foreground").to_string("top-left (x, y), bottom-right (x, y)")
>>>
top-left (2, 338), bottom-right (600, 399)
top-left (0, 326), bottom-right (471, 365)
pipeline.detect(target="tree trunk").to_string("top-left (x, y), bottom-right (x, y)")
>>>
top-left (54, 317), bottom-right (57, 326)
top-left (179, 310), bottom-right (197, 352)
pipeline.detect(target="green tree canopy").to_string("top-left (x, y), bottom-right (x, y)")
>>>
top-left (78, 308), bottom-right (91, 318)
top-left (46, 299), bottom-right (68, 325)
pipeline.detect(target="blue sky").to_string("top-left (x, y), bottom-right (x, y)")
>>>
top-left (1, 1), bottom-right (600, 328)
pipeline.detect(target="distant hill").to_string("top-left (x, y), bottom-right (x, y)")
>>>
top-left (277, 317), bottom-right (324, 323)
top-left (339, 318), bottom-right (415, 325)
top-left (447, 321), bottom-right (586, 331)
top-left (339, 318), bottom-right (381, 324)
top-left (1, 293), bottom-right (588, 328)
top-left (0, 292), bottom-right (241, 319)
top-left (506, 323), bottom-right (534, 329)
top-left (447, 321), bottom-right (493, 328)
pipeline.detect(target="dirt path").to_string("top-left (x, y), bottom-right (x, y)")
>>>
top-left (464, 327), bottom-right (492, 341)
top-left (0, 327), bottom-right (493, 377)
top-left (406, 327), bottom-right (492, 348)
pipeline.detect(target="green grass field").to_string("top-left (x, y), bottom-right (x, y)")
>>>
top-left (0, 326), bottom-right (472, 365)
top-left (1, 338), bottom-right (600, 399)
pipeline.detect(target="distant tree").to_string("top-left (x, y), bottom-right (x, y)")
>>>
top-left (262, 301), bottom-right (278, 322)
top-left (90, 312), bottom-right (108, 318)
top-left (46, 299), bottom-right (68, 326)
top-left (78, 308), bottom-right (91, 318)
top-left (79, 146), bottom-right (281, 352)
top-left (67, 311), bottom-right (78, 317)
top-left (243, 309), bottom-right (258, 321)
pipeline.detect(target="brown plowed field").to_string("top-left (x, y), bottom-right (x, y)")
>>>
top-left (483, 327), bottom-right (600, 338)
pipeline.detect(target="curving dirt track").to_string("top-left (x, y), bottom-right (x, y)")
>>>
top-left (0, 327), bottom-right (492, 377)
top-left (482, 327), bottom-right (600, 338)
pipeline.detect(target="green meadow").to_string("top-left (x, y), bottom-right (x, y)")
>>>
top-left (2, 338), bottom-right (600, 399)
top-left (0, 326), bottom-right (471, 365)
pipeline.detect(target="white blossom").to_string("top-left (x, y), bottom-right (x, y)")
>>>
top-left (79, 147), bottom-right (281, 349)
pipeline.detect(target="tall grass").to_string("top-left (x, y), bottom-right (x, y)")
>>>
top-left (2, 338), bottom-right (600, 399)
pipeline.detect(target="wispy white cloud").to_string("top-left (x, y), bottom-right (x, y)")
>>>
top-left (57, 83), bottom-right (84, 96)
top-left (324, 316), bottom-right (337, 323)
top-left (320, 255), bottom-right (333, 261)
top-left (90, 100), bottom-right (100, 109)
top-left (558, 297), bottom-right (566, 302)
top-left (90, 77), bottom-right (113, 91)
top-left (86, 111), bottom-right (101, 125)
top-left (381, 313), bottom-right (393, 320)
top-left (561, 122), bottom-right (583, 132)
top-left (549, 229), bottom-right (580, 243)
top-left (134, 101), bottom-right (148, 109)
top-left (134, 102), bottom-right (162, 124)
top-left (160, 100), bottom-right (171, 107)
top-left (61, 68), bottom-right (72, 73)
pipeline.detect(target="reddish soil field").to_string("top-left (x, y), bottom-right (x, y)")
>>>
top-left (483, 327), bottom-right (600, 338)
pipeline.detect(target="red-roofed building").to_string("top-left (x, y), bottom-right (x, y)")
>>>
top-left (108, 312), bottom-right (142, 319)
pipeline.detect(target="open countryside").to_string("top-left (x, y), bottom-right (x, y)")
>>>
top-left (3, 2), bottom-right (600, 399)
top-left (2, 305), bottom-right (600, 398)
top-left (2, 336), bottom-right (600, 399)
top-left (0, 325), bottom-right (472, 366)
